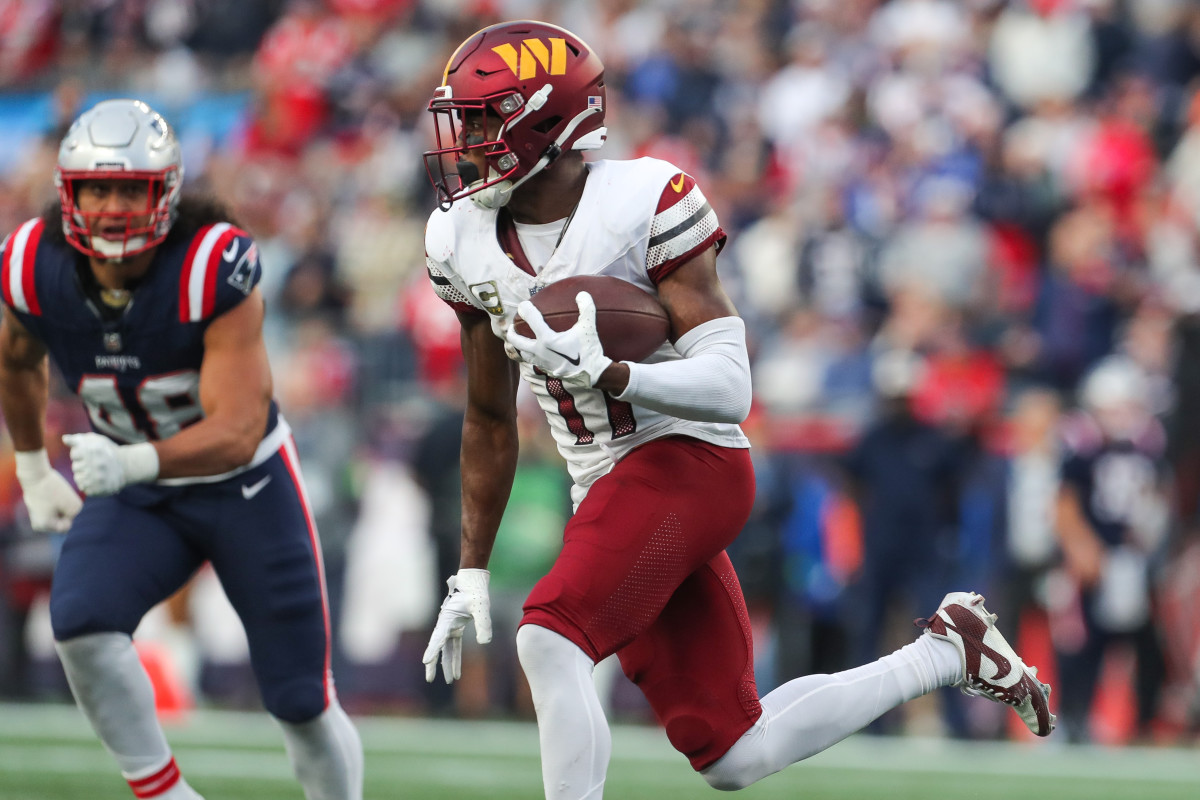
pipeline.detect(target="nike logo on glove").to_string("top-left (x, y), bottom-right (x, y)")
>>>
top-left (222, 240), bottom-right (239, 262)
top-left (548, 347), bottom-right (581, 366)
top-left (241, 475), bottom-right (272, 500)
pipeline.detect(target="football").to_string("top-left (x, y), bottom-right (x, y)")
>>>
top-left (513, 275), bottom-right (670, 363)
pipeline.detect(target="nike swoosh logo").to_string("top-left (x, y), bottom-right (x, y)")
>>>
top-left (940, 605), bottom-right (1015, 685)
top-left (670, 173), bottom-right (686, 193)
top-left (241, 474), bottom-right (272, 500)
top-left (222, 240), bottom-right (239, 262)
top-left (548, 347), bottom-right (581, 366)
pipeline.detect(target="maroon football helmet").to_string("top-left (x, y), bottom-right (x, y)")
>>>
top-left (424, 20), bottom-right (607, 210)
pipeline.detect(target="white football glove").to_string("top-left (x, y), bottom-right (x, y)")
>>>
top-left (62, 433), bottom-right (159, 497)
top-left (505, 291), bottom-right (613, 388)
top-left (14, 449), bottom-right (82, 533)
top-left (422, 568), bottom-right (492, 683)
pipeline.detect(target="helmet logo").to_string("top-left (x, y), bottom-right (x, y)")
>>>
top-left (491, 38), bottom-right (567, 80)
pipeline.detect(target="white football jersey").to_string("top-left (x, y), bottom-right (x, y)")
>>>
top-left (425, 157), bottom-right (750, 505)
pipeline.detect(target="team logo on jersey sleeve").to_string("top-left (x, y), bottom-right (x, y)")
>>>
top-left (226, 243), bottom-right (259, 295)
top-left (469, 280), bottom-right (504, 315)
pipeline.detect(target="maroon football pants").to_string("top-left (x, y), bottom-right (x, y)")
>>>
top-left (521, 436), bottom-right (761, 770)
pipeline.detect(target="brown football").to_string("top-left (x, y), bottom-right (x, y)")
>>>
top-left (513, 275), bottom-right (670, 363)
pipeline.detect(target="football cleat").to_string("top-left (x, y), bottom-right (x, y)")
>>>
top-left (916, 591), bottom-right (1055, 737)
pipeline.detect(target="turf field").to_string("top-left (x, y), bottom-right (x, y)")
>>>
top-left (1, 702), bottom-right (1198, 799)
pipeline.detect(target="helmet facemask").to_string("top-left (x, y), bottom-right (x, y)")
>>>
top-left (56, 169), bottom-right (182, 261)
top-left (425, 87), bottom-right (527, 211)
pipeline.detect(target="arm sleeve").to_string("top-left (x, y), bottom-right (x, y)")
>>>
top-left (614, 315), bottom-right (751, 424)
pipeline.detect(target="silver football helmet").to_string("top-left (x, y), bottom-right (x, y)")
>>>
top-left (1080, 355), bottom-right (1151, 441)
top-left (55, 99), bottom-right (184, 260)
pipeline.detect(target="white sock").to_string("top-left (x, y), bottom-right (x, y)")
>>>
top-left (516, 625), bottom-right (610, 800)
top-left (702, 635), bottom-right (962, 790)
top-left (55, 632), bottom-right (204, 799)
top-left (277, 701), bottom-right (364, 800)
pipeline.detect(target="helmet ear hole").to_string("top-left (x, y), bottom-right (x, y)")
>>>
top-left (532, 116), bottom-right (562, 134)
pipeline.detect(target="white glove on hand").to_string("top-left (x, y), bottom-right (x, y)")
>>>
top-left (62, 433), bottom-right (159, 496)
top-left (422, 568), bottom-right (492, 683)
top-left (505, 291), bottom-right (613, 387)
top-left (14, 449), bottom-right (82, 533)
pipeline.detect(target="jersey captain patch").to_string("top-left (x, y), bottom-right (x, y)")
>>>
top-left (646, 173), bottom-right (725, 283)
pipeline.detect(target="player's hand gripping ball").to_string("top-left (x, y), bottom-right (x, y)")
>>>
top-left (508, 275), bottom-right (670, 388)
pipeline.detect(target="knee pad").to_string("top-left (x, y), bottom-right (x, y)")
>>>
top-left (642, 675), bottom-right (722, 761)
top-left (624, 665), bottom-right (760, 772)
top-left (261, 677), bottom-right (327, 724)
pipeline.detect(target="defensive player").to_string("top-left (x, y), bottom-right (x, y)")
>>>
top-left (0, 99), bottom-right (362, 800)
top-left (420, 21), bottom-right (1054, 799)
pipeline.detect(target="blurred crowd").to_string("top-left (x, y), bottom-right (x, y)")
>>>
top-left (3, 0), bottom-right (1200, 747)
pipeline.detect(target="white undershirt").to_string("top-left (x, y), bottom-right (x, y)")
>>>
top-left (513, 218), bottom-right (569, 273)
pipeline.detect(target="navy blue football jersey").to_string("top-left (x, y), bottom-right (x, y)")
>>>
top-left (1, 216), bottom-right (282, 478)
top-left (1059, 411), bottom-right (1166, 548)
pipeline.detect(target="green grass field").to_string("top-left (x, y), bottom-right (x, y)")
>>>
top-left (1, 702), bottom-right (1198, 799)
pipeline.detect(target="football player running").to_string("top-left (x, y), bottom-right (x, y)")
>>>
top-left (0, 99), bottom-right (362, 800)
top-left (421, 20), bottom-right (1053, 799)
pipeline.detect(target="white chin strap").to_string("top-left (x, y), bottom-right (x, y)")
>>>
top-left (469, 176), bottom-right (516, 210)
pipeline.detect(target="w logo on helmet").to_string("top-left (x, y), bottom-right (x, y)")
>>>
top-left (492, 38), bottom-right (567, 80)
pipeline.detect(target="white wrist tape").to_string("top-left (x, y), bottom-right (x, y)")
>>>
top-left (15, 449), bottom-right (53, 484)
top-left (117, 442), bottom-right (160, 484)
top-left (615, 316), bottom-right (752, 423)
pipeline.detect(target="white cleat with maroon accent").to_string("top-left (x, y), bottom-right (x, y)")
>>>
top-left (917, 591), bottom-right (1055, 737)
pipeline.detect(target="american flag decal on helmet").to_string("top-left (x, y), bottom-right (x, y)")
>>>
top-left (588, 96), bottom-right (602, 110)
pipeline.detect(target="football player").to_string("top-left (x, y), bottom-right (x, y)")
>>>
top-left (420, 20), bottom-right (1054, 799)
top-left (1054, 355), bottom-right (1170, 742)
top-left (0, 99), bottom-right (362, 800)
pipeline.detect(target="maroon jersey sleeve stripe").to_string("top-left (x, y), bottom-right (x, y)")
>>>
top-left (646, 173), bottom-right (726, 284)
top-left (656, 172), bottom-right (697, 213)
